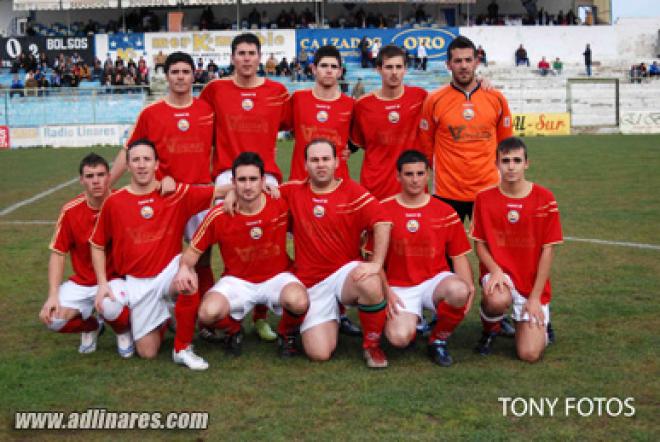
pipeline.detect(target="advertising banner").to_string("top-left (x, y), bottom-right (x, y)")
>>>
top-left (296, 27), bottom-right (458, 63)
top-left (0, 126), bottom-right (9, 149)
top-left (143, 30), bottom-right (296, 67)
top-left (0, 36), bottom-right (95, 65)
top-left (512, 113), bottom-right (571, 137)
top-left (95, 33), bottom-right (147, 65)
top-left (620, 111), bottom-right (660, 134)
top-left (9, 124), bottom-right (131, 148)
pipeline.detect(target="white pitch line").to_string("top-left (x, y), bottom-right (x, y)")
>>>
top-left (0, 177), bottom-right (78, 216)
top-left (565, 236), bottom-right (660, 251)
top-left (0, 220), bottom-right (55, 225)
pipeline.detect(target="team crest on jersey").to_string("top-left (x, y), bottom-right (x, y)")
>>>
top-left (140, 205), bottom-right (154, 219)
top-left (250, 226), bottom-right (263, 240)
top-left (313, 205), bottom-right (325, 218)
top-left (316, 110), bottom-right (329, 123)
top-left (463, 108), bottom-right (475, 121)
top-left (419, 118), bottom-right (429, 131)
top-left (406, 219), bottom-right (420, 233)
top-left (242, 98), bottom-right (254, 111)
top-left (177, 118), bottom-right (190, 132)
top-left (388, 111), bottom-right (400, 124)
top-left (507, 209), bottom-right (520, 224)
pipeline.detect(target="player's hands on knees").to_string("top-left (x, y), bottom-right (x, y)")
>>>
top-left (173, 266), bottom-right (198, 295)
top-left (485, 268), bottom-right (512, 297)
top-left (386, 288), bottom-right (405, 318)
top-left (463, 282), bottom-right (476, 316)
top-left (522, 299), bottom-right (545, 328)
top-left (159, 176), bottom-right (177, 196)
top-left (352, 262), bottom-right (381, 282)
top-left (39, 296), bottom-right (60, 325)
top-left (223, 189), bottom-right (238, 216)
top-left (94, 283), bottom-right (115, 313)
top-left (263, 183), bottom-right (280, 199)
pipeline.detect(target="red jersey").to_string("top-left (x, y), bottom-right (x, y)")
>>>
top-left (127, 98), bottom-right (214, 184)
top-left (50, 194), bottom-right (115, 286)
top-left (191, 195), bottom-right (291, 283)
top-left (199, 78), bottom-right (289, 181)
top-left (351, 86), bottom-right (428, 200)
top-left (381, 196), bottom-right (471, 287)
top-left (281, 179), bottom-right (387, 287)
top-left (470, 184), bottom-right (563, 304)
top-left (284, 89), bottom-right (354, 181)
top-left (90, 184), bottom-right (214, 278)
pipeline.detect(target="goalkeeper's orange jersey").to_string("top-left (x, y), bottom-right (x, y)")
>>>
top-left (418, 82), bottom-right (513, 202)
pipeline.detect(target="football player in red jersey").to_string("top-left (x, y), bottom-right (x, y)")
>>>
top-left (39, 153), bottom-right (133, 358)
top-left (280, 139), bottom-right (392, 368)
top-left (471, 137), bottom-right (563, 362)
top-left (174, 152), bottom-right (309, 358)
top-left (377, 150), bottom-right (474, 367)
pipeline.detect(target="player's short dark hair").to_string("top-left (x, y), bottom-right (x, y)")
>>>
top-left (231, 33), bottom-right (261, 55)
top-left (164, 51), bottom-right (194, 73)
top-left (232, 152), bottom-right (265, 177)
top-left (313, 45), bottom-right (342, 66)
top-left (79, 153), bottom-right (109, 175)
top-left (126, 138), bottom-right (158, 162)
top-left (447, 35), bottom-right (477, 61)
top-left (396, 149), bottom-right (429, 172)
top-left (497, 136), bottom-right (528, 160)
top-left (376, 45), bottom-right (406, 67)
top-left (305, 138), bottom-right (337, 160)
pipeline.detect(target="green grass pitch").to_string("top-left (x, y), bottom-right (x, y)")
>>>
top-left (0, 135), bottom-right (658, 440)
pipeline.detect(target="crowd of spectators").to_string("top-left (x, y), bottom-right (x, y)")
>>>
top-left (101, 54), bottom-right (150, 92)
top-left (630, 61), bottom-right (660, 83)
top-left (475, 1), bottom-right (583, 26)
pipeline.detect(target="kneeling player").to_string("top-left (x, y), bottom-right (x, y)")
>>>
top-left (174, 152), bottom-right (309, 357)
top-left (39, 153), bottom-right (132, 357)
top-left (379, 150), bottom-right (474, 366)
top-left (471, 137), bottom-right (563, 363)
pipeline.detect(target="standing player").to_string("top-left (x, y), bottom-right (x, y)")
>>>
top-left (380, 150), bottom-right (474, 367)
top-left (471, 137), bottom-right (562, 362)
top-left (174, 152), bottom-right (309, 357)
top-left (285, 45), bottom-right (353, 182)
top-left (107, 51), bottom-right (217, 360)
top-left (39, 153), bottom-right (133, 357)
top-left (200, 33), bottom-right (289, 340)
top-left (350, 45), bottom-right (428, 201)
top-left (418, 35), bottom-right (513, 222)
top-left (91, 139), bottom-right (224, 369)
top-left (280, 139), bottom-right (392, 368)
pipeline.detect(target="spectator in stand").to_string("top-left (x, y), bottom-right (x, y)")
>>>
top-left (92, 58), bottom-right (103, 81)
top-left (265, 53), bottom-right (277, 76)
top-left (24, 71), bottom-right (38, 96)
top-left (299, 49), bottom-right (309, 68)
top-left (583, 44), bottom-right (592, 76)
top-left (553, 57), bottom-right (563, 75)
top-left (477, 45), bottom-right (488, 67)
top-left (154, 51), bottom-right (166, 71)
top-left (488, 1), bottom-right (499, 24)
top-left (50, 70), bottom-right (61, 88)
top-left (10, 74), bottom-right (24, 97)
top-left (515, 44), bottom-right (530, 66)
top-left (207, 59), bottom-right (218, 74)
top-left (291, 59), bottom-right (303, 82)
top-left (359, 37), bottom-right (370, 68)
top-left (138, 58), bottom-right (149, 84)
top-left (351, 78), bottom-right (365, 99)
top-left (639, 63), bottom-right (648, 78)
top-left (194, 60), bottom-right (208, 84)
top-left (650, 61), bottom-right (660, 78)
top-left (277, 57), bottom-right (291, 76)
top-left (248, 8), bottom-right (261, 28)
top-left (537, 57), bottom-right (550, 76)
top-left (417, 41), bottom-right (428, 71)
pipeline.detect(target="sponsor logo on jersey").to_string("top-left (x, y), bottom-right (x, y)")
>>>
top-left (177, 118), bottom-right (190, 132)
top-left (316, 110), bottom-right (329, 123)
top-left (250, 226), bottom-right (263, 240)
top-left (242, 98), bottom-right (254, 111)
top-left (420, 118), bottom-right (429, 131)
top-left (313, 204), bottom-right (325, 218)
top-left (406, 219), bottom-right (420, 233)
top-left (141, 205), bottom-right (154, 219)
top-left (463, 107), bottom-right (475, 121)
top-left (388, 111), bottom-right (400, 124)
top-left (507, 209), bottom-right (520, 224)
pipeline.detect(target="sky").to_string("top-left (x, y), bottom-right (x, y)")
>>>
top-left (611, 0), bottom-right (660, 21)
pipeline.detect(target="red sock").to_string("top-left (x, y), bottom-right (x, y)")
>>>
top-left (338, 303), bottom-right (347, 316)
top-left (277, 308), bottom-right (307, 336)
top-left (106, 306), bottom-right (130, 334)
top-left (195, 264), bottom-right (214, 296)
top-left (480, 306), bottom-right (502, 334)
top-left (429, 301), bottom-right (466, 342)
top-left (59, 316), bottom-right (99, 333)
top-left (215, 316), bottom-right (241, 335)
top-left (174, 291), bottom-right (201, 352)
top-left (253, 304), bottom-right (268, 322)
top-left (358, 300), bottom-right (387, 349)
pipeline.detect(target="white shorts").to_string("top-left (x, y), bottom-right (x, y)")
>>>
top-left (301, 261), bottom-right (359, 333)
top-left (57, 280), bottom-right (97, 319)
top-left (391, 272), bottom-right (454, 319)
top-left (209, 272), bottom-right (301, 320)
top-left (114, 255), bottom-right (181, 341)
top-left (184, 209), bottom-right (210, 242)
top-left (481, 273), bottom-right (551, 326)
top-left (215, 170), bottom-right (279, 188)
